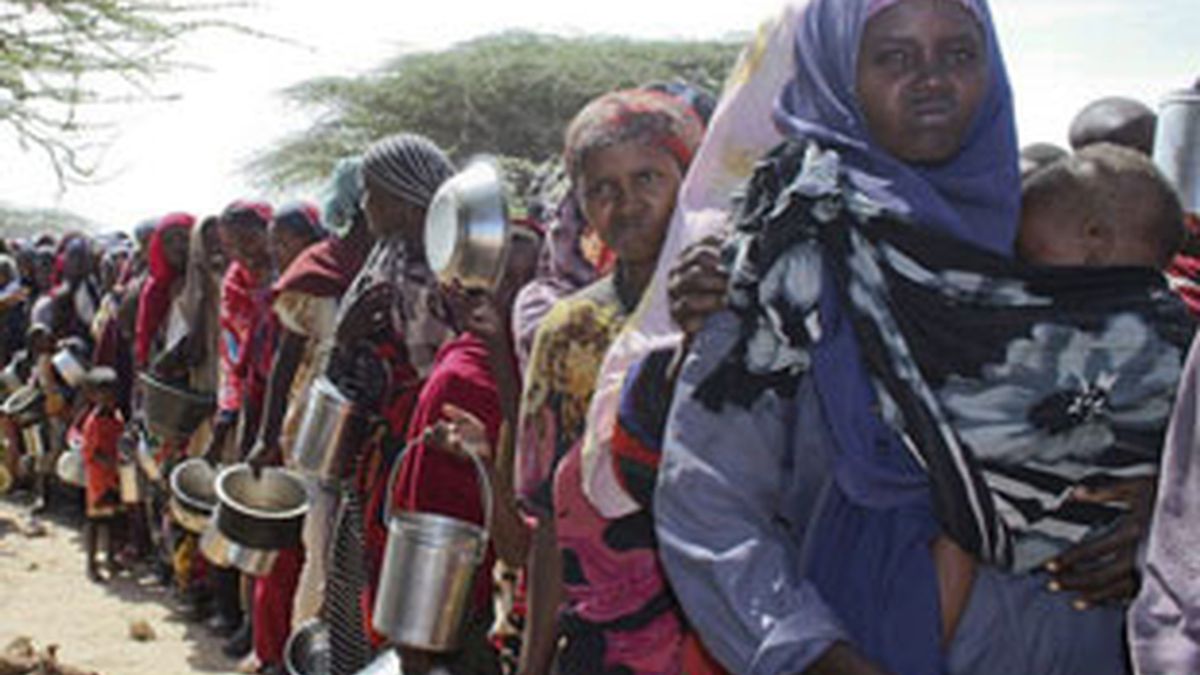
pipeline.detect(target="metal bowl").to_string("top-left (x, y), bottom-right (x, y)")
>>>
top-left (169, 458), bottom-right (218, 533)
top-left (215, 464), bottom-right (309, 550)
top-left (56, 448), bottom-right (85, 487)
top-left (2, 386), bottom-right (44, 428)
top-left (139, 373), bottom-right (216, 441)
top-left (284, 619), bottom-right (330, 675)
top-left (425, 158), bottom-right (511, 289)
top-left (199, 524), bottom-right (279, 576)
top-left (51, 349), bottom-right (87, 388)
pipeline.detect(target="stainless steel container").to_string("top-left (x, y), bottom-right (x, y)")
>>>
top-left (425, 158), bottom-right (511, 289)
top-left (169, 458), bottom-right (218, 533)
top-left (285, 619), bottom-right (330, 675)
top-left (55, 447), bottom-right (85, 487)
top-left (293, 377), bottom-right (373, 482)
top-left (214, 464), bottom-right (309, 553)
top-left (139, 373), bottom-right (216, 441)
top-left (3, 385), bottom-right (44, 428)
top-left (51, 349), bottom-right (87, 388)
top-left (199, 524), bottom-right (279, 577)
top-left (372, 447), bottom-right (492, 652)
top-left (1154, 90), bottom-right (1200, 215)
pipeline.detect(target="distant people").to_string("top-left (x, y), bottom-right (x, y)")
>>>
top-left (1069, 96), bottom-right (1157, 155)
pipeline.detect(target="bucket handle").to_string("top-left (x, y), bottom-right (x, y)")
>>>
top-left (383, 429), bottom-right (494, 564)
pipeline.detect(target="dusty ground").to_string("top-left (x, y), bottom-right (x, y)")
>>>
top-left (0, 494), bottom-right (240, 675)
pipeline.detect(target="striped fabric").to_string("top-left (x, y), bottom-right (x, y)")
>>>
top-left (326, 488), bottom-right (371, 675)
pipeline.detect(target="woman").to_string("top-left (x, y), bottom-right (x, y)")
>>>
top-left (513, 89), bottom-right (704, 674)
top-left (46, 234), bottom-right (101, 347)
top-left (321, 134), bottom-right (455, 675)
top-left (653, 2), bottom-right (1188, 674)
top-left (135, 213), bottom-right (194, 370)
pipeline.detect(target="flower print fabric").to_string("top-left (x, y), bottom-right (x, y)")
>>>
top-left (698, 140), bottom-right (1194, 569)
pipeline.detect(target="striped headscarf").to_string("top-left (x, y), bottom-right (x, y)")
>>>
top-left (361, 133), bottom-right (455, 210)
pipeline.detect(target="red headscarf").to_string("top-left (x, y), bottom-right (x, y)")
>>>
top-left (135, 213), bottom-right (195, 366)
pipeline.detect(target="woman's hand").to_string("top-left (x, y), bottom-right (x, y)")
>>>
top-left (1044, 476), bottom-right (1156, 608)
top-left (336, 284), bottom-right (394, 345)
top-left (668, 235), bottom-right (729, 338)
top-left (245, 439), bottom-right (282, 477)
top-left (424, 404), bottom-right (493, 467)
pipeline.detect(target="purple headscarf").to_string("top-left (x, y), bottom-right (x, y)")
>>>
top-left (775, 0), bottom-right (1020, 254)
top-left (770, 0), bottom-right (1019, 672)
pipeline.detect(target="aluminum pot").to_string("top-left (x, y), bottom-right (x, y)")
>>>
top-left (424, 158), bottom-right (510, 289)
top-left (214, 464), bottom-right (309, 551)
top-left (372, 446), bottom-right (492, 652)
top-left (293, 377), bottom-right (374, 482)
top-left (199, 523), bottom-right (279, 577)
top-left (139, 373), bottom-right (216, 441)
top-left (51, 349), bottom-right (87, 388)
top-left (118, 462), bottom-right (140, 503)
top-left (169, 458), bottom-right (218, 533)
top-left (1154, 90), bottom-right (1200, 215)
top-left (285, 619), bottom-right (330, 675)
top-left (56, 447), bottom-right (85, 487)
top-left (2, 385), bottom-right (44, 428)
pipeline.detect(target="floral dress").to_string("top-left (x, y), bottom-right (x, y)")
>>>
top-left (517, 277), bottom-right (689, 675)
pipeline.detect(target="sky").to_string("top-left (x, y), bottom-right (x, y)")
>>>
top-left (0, 0), bottom-right (1195, 230)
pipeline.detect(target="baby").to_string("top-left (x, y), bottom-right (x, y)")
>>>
top-left (1017, 142), bottom-right (1183, 269)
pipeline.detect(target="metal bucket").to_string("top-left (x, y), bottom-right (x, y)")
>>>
top-left (51, 349), bottom-right (87, 388)
top-left (293, 377), bottom-right (372, 481)
top-left (425, 158), bottom-right (511, 289)
top-left (139, 373), bottom-right (216, 441)
top-left (169, 458), bottom-right (218, 533)
top-left (3, 386), bottom-right (44, 428)
top-left (21, 425), bottom-right (45, 459)
top-left (119, 462), bottom-right (140, 503)
top-left (1154, 90), bottom-right (1200, 215)
top-left (354, 650), bottom-right (401, 675)
top-left (285, 619), bottom-right (330, 675)
top-left (371, 447), bottom-right (493, 652)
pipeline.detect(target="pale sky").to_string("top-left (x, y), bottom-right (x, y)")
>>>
top-left (0, 0), bottom-right (1195, 230)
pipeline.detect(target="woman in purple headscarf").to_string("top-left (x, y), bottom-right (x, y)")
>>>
top-left (654, 1), bottom-right (1188, 674)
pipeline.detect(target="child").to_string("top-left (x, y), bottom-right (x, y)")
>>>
top-left (1017, 142), bottom-right (1184, 269)
top-left (79, 366), bottom-right (124, 582)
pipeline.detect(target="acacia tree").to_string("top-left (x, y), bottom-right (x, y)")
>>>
top-left (248, 32), bottom-right (742, 191)
top-left (0, 0), bottom-right (250, 184)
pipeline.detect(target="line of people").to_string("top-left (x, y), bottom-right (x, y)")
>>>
top-left (2, 1), bottom-right (1200, 674)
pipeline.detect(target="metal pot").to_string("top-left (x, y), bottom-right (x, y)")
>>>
top-left (56, 448), bottom-right (85, 487)
top-left (354, 650), bottom-right (401, 675)
top-left (372, 446), bottom-right (493, 652)
top-left (139, 373), bottom-right (216, 441)
top-left (199, 523), bottom-right (279, 576)
top-left (425, 158), bottom-right (511, 289)
top-left (119, 462), bottom-right (140, 503)
top-left (2, 385), bottom-right (44, 428)
top-left (1154, 90), bottom-right (1200, 215)
top-left (293, 377), bottom-right (374, 482)
top-left (169, 458), bottom-right (218, 533)
top-left (214, 464), bottom-right (309, 551)
top-left (51, 349), bottom-right (87, 388)
top-left (285, 619), bottom-right (330, 675)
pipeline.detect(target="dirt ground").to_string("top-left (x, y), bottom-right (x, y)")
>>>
top-left (0, 494), bottom-right (240, 675)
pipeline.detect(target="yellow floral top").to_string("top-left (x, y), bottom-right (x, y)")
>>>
top-left (516, 277), bottom-right (628, 516)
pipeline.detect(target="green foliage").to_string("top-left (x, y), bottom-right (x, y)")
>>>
top-left (249, 31), bottom-right (741, 191)
top-left (0, 202), bottom-right (97, 237)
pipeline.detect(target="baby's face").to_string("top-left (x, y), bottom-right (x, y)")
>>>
top-left (1016, 206), bottom-right (1089, 266)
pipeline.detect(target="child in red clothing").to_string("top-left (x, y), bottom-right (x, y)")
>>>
top-left (80, 366), bottom-right (124, 583)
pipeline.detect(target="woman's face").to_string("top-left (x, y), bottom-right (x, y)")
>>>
top-left (269, 222), bottom-right (312, 272)
top-left (219, 223), bottom-right (272, 275)
top-left (856, 0), bottom-right (989, 165)
top-left (202, 222), bottom-right (229, 274)
top-left (161, 227), bottom-right (190, 274)
top-left (577, 141), bottom-right (682, 269)
top-left (362, 174), bottom-right (425, 243)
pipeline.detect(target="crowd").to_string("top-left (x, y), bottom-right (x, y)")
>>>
top-left (2, 0), bottom-right (1200, 674)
